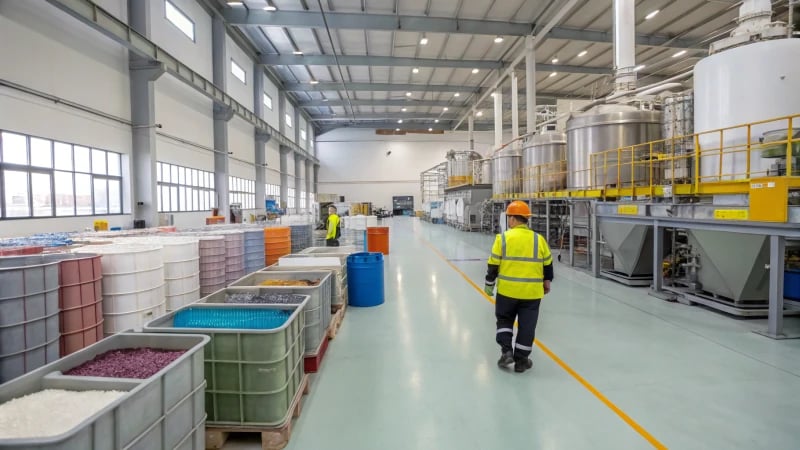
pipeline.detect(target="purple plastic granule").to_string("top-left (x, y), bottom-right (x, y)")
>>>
top-left (64, 348), bottom-right (186, 379)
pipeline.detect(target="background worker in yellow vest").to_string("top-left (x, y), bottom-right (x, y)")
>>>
top-left (326, 206), bottom-right (341, 247)
top-left (484, 201), bottom-right (554, 373)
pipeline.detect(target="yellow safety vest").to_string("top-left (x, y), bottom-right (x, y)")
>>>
top-left (488, 225), bottom-right (552, 299)
top-left (326, 214), bottom-right (340, 239)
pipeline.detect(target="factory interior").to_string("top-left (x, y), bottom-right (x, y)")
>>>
top-left (0, 0), bottom-right (799, 449)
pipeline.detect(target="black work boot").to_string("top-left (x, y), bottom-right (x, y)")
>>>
top-left (514, 358), bottom-right (533, 373)
top-left (497, 351), bottom-right (514, 368)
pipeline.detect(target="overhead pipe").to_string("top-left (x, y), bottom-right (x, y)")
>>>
top-left (613, 0), bottom-right (637, 93)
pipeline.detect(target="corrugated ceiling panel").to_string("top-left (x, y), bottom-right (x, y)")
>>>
top-left (366, 30), bottom-right (394, 56)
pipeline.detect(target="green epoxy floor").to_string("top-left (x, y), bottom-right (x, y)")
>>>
top-left (225, 217), bottom-right (800, 450)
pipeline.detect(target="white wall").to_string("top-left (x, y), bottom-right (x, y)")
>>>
top-left (262, 75), bottom-right (279, 128)
top-left (155, 76), bottom-right (214, 150)
top-left (225, 36), bottom-right (254, 111)
top-left (285, 102), bottom-right (296, 143)
top-left (317, 128), bottom-right (498, 209)
top-left (150, 0), bottom-right (213, 80)
top-left (228, 117), bottom-right (255, 164)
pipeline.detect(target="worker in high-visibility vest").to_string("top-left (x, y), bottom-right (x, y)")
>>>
top-left (484, 201), bottom-right (553, 373)
top-left (326, 206), bottom-right (341, 247)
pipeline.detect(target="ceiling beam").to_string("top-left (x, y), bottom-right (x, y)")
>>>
top-left (224, 9), bottom-right (534, 36)
top-left (298, 92), bottom-right (588, 108)
top-left (317, 122), bottom-right (498, 133)
top-left (261, 54), bottom-right (503, 69)
top-left (284, 82), bottom-right (481, 93)
top-left (310, 114), bottom-right (461, 121)
top-left (224, 10), bottom-right (702, 49)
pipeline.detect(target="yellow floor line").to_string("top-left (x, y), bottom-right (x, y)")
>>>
top-left (423, 239), bottom-right (668, 450)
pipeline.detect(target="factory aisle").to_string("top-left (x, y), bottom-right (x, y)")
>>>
top-left (227, 217), bottom-right (800, 450)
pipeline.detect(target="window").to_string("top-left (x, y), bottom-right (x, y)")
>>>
top-left (285, 113), bottom-right (293, 128)
top-left (263, 93), bottom-right (273, 110)
top-left (231, 59), bottom-right (246, 84)
top-left (165, 0), bottom-right (195, 41)
top-left (157, 162), bottom-right (215, 212)
top-left (299, 190), bottom-right (306, 210)
top-left (265, 183), bottom-right (280, 199)
top-left (300, 129), bottom-right (307, 141)
top-left (287, 186), bottom-right (295, 209)
top-left (0, 131), bottom-right (123, 219)
top-left (228, 176), bottom-right (255, 209)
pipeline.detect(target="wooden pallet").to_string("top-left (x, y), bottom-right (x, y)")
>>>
top-left (205, 375), bottom-right (309, 450)
top-left (327, 303), bottom-right (347, 340)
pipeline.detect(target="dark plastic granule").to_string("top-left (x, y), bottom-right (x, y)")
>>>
top-left (64, 348), bottom-right (186, 379)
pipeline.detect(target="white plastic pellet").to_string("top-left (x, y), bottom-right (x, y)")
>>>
top-left (0, 389), bottom-right (125, 439)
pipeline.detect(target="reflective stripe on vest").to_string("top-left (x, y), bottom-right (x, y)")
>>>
top-left (500, 229), bottom-right (543, 262)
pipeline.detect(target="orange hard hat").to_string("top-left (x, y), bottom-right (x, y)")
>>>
top-left (506, 201), bottom-right (531, 217)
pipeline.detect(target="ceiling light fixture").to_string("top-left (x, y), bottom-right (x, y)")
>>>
top-left (420, 35), bottom-right (429, 45)
top-left (471, 68), bottom-right (479, 74)
top-left (226, 1), bottom-right (243, 6)
top-left (396, 128), bottom-right (401, 131)
top-left (454, 92), bottom-right (460, 97)
top-left (293, 50), bottom-right (303, 55)
top-left (412, 67), bottom-right (420, 74)
top-left (428, 127), bottom-right (433, 131)
top-left (434, 119), bottom-right (439, 123)
top-left (549, 72), bottom-right (557, 77)
top-left (494, 36), bottom-right (504, 44)
top-left (552, 57), bottom-right (559, 63)
top-left (476, 111), bottom-right (483, 117)
top-left (443, 107), bottom-right (449, 111)
top-left (309, 80), bottom-right (319, 85)
top-left (577, 50), bottom-right (588, 57)
top-left (263, 1), bottom-right (277, 11)
top-left (672, 50), bottom-right (687, 58)
top-left (633, 65), bottom-right (645, 72)
top-left (398, 119), bottom-right (403, 124)
top-left (401, 107), bottom-right (407, 112)
top-left (406, 92), bottom-right (412, 97)
top-left (645, 9), bottom-right (659, 20)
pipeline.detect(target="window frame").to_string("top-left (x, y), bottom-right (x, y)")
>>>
top-left (228, 175), bottom-right (256, 209)
top-left (263, 92), bottom-right (273, 110)
top-left (231, 59), bottom-right (247, 84)
top-left (164, 0), bottom-right (196, 42)
top-left (156, 162), bottom-right (216, 213)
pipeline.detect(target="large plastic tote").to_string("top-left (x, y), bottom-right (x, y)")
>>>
top-left (0, 332), bottom-right (209, 450)
top-left (0, 255), bottom-right (60, 383)
top-left (262, 264), bottom-right (347, 309)
top-left (143, 302), bottom-right (307, 427)
top-left (226, 271), bottom-right (332, 351)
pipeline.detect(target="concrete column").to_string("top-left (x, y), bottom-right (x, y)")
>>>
top-left (494, 84), bottom-right (503, 150)
top-left (294, 153), bottom-right (303, 212)
top-left (468, 114), bottom-right (475, 151)
top-left (511, 71), bottom-right (519, 141)
top-left (278, 91), bottom-right (287, 136)
top-left (525, 36), bottom-right (536, 134)
top-left (766, 234), bottom-right (786, 337)
top-left (212, 15), bottom-right (231, 219)
top-left (305, 160), bottom-right (312, 212)
top-left (128, 0), bottom-right (164, 227)
top-left (279, 146), bottom-right (290, 209)
top-left (253, 64), bottom-right (269, 212)
top-left (313, 164), bottom-right (319, 195)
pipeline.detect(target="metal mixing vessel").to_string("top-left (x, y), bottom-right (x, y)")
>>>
top-left (492, 147), bottom-right (521, 196)
top-left (522, 131), bottom-right (567, 194)
top-left (566, 105), bottom-right (662, 189)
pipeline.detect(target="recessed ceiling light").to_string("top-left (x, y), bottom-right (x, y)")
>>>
top-left (471, 68), bottom-right (479, 74)
top-left (428, 127), bottom-right (434, 131)
top-left (226, 1), bottom-right (243, 6)
top-left (309, 80), bottom-right (319, 85)
top-left (551, 57), bottom-right (559, 63)
top-left (476, 111), bottom-right (483, 117)
top-left (412, 67), bottom-right (420, 74)
top-left (420, 36), bottom-right (429, 45)
top-left (549, 72), bottom-right (557, 77)
top-left (434, 119), bottom-right (439, 123)
top-left (443, 107), bottom-right (449, 111)
top-left (398, 119), bottom-right (403, 124)
top-left (673, 50), bottom-right (687, 58)
top-left (633, 65), bottom-right (645, 72)
top-left (577, 50), bottom-right (588, 57)
top-left (395, 128), bottom-right (401, 131)
top-left (454, 92), bottom-right (460, 97)
top-left (494, 36), bottom-right (504, 44)
top-left (293, 50), bottom-right (303, 55)
top-left (645, 10), bottom-right (659, 20)
top-left (406, 92), bottom-right (412, 97)
top-left (401, 107), bottom-right (407, 112)
top-left (263, 5), bottom-right (277, 11)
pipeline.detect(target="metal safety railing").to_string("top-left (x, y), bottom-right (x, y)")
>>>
top-left (492, 113), bottom-right (800, 200)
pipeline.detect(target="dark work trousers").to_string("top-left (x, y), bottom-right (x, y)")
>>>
top-left (325, 238), bottom-right (340, 247)
top-left (495, 294), bottom-right (542, 360)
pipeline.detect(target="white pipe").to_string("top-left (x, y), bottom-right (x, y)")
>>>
top-left (578, 69), bottom-right (694, 112)
top-left (525, 36), bottom-right (536, 134)
top-left (635, 82), bottom-right (684, 97)
top-left (613, 0), bottom-right (637, 91)
top-left (511, 71), bottom-right (519, 140)
top-left (494, 86), bottom-right (503, 149)
top-left (468, 114), bottom-right (474, 151)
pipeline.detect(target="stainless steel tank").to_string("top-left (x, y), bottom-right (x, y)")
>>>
top-left (662, 92), bottom-right (694, 181)
top-left (522, 131), bottom-right (567, 194)
top-left (492, 147), bottom-right (521, 196)
top-left (566, 105), bottom-right (662, 189)
top-left (476, 159), bottom-right (493, 185)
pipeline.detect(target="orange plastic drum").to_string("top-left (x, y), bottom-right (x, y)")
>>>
top-left (366, 227), bottom-right (390, 255)
top-left (264, 227), bottom-right (292, 266)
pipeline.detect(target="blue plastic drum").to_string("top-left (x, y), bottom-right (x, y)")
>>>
top-left (347, 252), bottom-right (385, 307)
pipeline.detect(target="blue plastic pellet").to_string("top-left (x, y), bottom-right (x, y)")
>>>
top-left (173, 308), bottom-right (291, 330)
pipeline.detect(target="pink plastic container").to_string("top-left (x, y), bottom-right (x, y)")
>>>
top-left (57, 254), bottom-right (104, 356)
